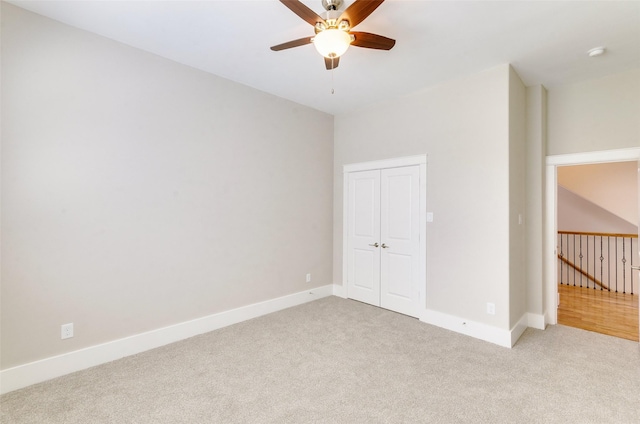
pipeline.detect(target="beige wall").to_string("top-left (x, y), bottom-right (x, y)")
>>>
top-left (547, 69), bottom-right (640, 155)
top-left (525, 86), bottom-right (547, 317)
top-left (508, 67), bottom-right (527, 328)
top-left (1, 4), bottom-right (334, 369)
top-left (334, 64), bottom-right (513, 329)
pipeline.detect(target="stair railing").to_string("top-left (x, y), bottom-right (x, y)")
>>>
top-left (558, 231), bottom-right (637, 295)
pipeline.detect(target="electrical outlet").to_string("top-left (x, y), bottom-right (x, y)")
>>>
top-left (306, 273), bottom-right (311, 283)
top-left (61, 323), bottom-right (74, 340)
top-left (486, 303), bottom-right (496, 315)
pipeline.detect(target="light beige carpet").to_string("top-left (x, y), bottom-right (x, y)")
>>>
top-left (2, 296), bottom-right (639, 423)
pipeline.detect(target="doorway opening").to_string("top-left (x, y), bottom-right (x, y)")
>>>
top-left (556, 162), bottom-right (638, 341)
top-left (545, 148), bottom-right (640, 343)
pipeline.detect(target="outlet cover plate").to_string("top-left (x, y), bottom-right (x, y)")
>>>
top-left (61, 323), bottom-right (74, 339)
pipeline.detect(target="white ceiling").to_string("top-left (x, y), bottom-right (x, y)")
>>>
top-left (8, 0), bottom-right (640, 115)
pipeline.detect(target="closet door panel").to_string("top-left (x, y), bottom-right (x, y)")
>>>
top-left (347, 170), bottom-right (381, 306)
top-left (380, 166), bottom-right (420, 317)
top-left (386, 252), bottom-right (413, 299)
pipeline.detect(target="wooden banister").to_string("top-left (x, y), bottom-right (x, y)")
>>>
top-left (558, 230), bottom-right (638, 238)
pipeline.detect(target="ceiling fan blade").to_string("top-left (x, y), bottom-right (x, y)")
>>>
top-left (279, 0), bottom-right (325, 26)
top-left (350, 32), bottom-right (395, 50)
top-left (339, 0), bottom-right (385, 29)
top-left (270, 36), bottom-right (313, 51)
top-left (325, 56), bottom-right (340, 70)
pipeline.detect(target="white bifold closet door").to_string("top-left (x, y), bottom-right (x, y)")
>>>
top-left (347, 165), bottom-right (420, 317)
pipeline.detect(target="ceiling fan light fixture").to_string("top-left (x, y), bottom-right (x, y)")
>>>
top-left (313, 28), bottom-right (351, 58)
top-left (271, 0), bottom-right (395, 70)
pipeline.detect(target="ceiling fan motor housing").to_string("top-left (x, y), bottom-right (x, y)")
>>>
top-left (316, 10), bottom-right (344, 33)
top-left (322, 0), bottom-right (344, 11)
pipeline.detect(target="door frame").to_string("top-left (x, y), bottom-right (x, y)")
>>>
top-left (343, 154), bottom-right (427, 314)
top-left (544, 147), bottom-right (640, 326)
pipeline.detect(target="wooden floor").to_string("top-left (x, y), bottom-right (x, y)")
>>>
top-left (558, 283), bottom-right (639, 342)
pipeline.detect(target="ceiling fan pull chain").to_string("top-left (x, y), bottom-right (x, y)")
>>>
top-left (331, 66), bottom-right (335, 95)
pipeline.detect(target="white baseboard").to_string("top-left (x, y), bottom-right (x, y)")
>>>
top-left (0, 285), bottom-right (334, 395)
top-left (332, 283), bottom-right (347, 298)
top-left (510, 314), bottom-right (529, 346)
top-left (527, 312), bottom-right (546, 330)
top-left (422, 309), bottom-right (546, 348)
top-left (544, 308), bottom-right (557, 327)
top-left (421, 309), bottom-right (513, 348)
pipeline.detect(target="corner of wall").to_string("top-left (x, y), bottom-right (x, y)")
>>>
top-left (508, 63), bottom-right (528, 329)
top-left (525, 85), bottom-right (548, 321)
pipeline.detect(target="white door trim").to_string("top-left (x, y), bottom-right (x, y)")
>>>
top-left (343, 155), bottom-right (427, 315)
top-left (544, 147), bottom-right (640, 326)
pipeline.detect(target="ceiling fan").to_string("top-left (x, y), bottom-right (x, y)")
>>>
top-left (270, 0), bottom-right (396, 70)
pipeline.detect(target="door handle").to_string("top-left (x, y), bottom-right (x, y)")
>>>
top-left (369, 243), bottom-right (379, 248)
top-left (381, 243), bottom-right (390, 249)
top-left (632, 265), bottom-right (640, 270)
